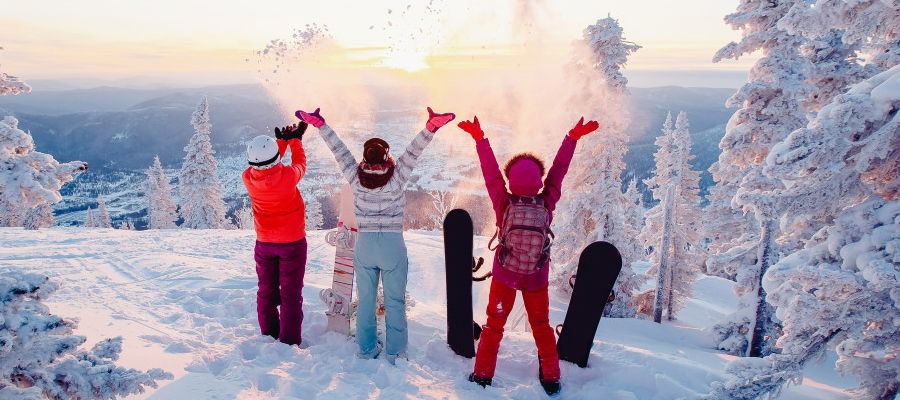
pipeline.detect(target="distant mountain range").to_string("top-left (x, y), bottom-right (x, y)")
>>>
top-left (0, 84), bottom-right (736, 228)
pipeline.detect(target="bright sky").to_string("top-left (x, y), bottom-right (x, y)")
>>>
top-left (0, 0), bottom-right (753, 88)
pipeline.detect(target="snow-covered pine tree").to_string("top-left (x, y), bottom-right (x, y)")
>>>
top-left (304, 194), bottom-right (324, 231)
top-left (83, 207), bottom-right (94, 228)
top-left (553, 16), bottom-right (645, 318)
top-left (750, 1), bottom-right (895, 252)
top-left (701, 160), bottom-right (756, 280)
top-left (429, 190), bottom-right (457, 231)
top-left (780, 0), bottom-right (900, 72)
top-left (144, 155), bottom-right (179, 229)
top-left (705, 28), bottom-right (900, 396)
top-left (0, 46), bottom-right (30, 96)
top-left (235, 198), bottom-right (254, 230)
top-left (708, 0), bottom-right (817, 358)
top-left (605, 177), bottom-right (649, 318)
top-left (751, 64), bottom-right (899, 400)
top-left (0, 52), bottom-right (87, 229)
top-left (95, 194), bottom-right (112, 228)
top-left (117, 220), bottom-right (134, 230)
top-left (639, 111), bottom-right (703, 321)
top-left (0, 271), bottom-right (172, 399)
top-left (178, 96), bottom-right (227, 229)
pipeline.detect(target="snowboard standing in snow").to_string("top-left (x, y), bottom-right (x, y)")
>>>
top-left (556, 241), bottom-right (622, 368)
top-left (444, 208), bottom-right (487, 358)
top-left (321, 184), bottom-right (358, 336)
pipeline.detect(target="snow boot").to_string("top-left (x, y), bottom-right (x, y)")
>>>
top-left (468, 373), bottom-right (492, 388)
top-left (538, 357), bottom-right (561, 397)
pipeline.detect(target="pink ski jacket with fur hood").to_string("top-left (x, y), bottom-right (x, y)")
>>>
top-left (476, 135), bottom-right (577, 291)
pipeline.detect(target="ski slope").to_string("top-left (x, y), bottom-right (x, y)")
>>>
top-left (0, 227), bottom-right (855, 399)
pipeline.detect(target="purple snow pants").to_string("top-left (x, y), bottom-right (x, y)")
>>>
top-left (254, 238), bottom-right (307, 346)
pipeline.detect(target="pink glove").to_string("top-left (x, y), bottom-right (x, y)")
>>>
top-left (425, 107), bottom-right (456, 133)
top-left (457, 116), bottom-right (484, 141)
top-left (295, 108), bottom-right (325, 128)
top-left (568, 117), bottom-right (599, 140)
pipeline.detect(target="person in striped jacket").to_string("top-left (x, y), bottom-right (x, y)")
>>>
top-left (296, 107), bottom-right (455, 363)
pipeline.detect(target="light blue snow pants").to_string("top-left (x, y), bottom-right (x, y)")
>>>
top-left (354, 232), bottom-right (409, 358)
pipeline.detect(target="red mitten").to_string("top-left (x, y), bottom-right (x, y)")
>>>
top-left (568, 117), bottom-right (599, 140)
top-left (426, 107), bottom-right (456, 133)
top-left (457, 116), bottom-right (484, 141)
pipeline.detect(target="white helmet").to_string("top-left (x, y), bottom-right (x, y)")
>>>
top-left (247, 135), bottom-right (280, 169)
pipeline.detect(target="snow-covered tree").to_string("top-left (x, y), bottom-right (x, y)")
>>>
top-left (639, 111), bottom-right (703, 321)
top-left (701, 161), bottom-right (756, 280)
top-left (553, 16), bottom-right (646, 318)
top-left (708, 0), bottom-right (817, 358)
top-left (304, 194), bottom-right (324, 231)
top-left (604, 178), bottom-right (649, 318)
top-left (143, 156), bottom-right (178, 230)
top-left (0, 46), bottom-right (30, 96)
top-left (0, 271), bottom-right (172, 399)
top-left (94, 194), bottom-right (111, 229)
top-left (780, 0), bottom-right (900, 72)
top-left (0, 55), bottom-right (87, 229)
top-left (428, 190), bottom-right (457, 231)
top-left (83, 207), bottom-right (95, 228)
top-left (234, 198), bottom-right (254, 230)
top-left (706, 57), bottom-right (900, 400)
top-left (178, 96), bottom-right (226, 229)
top-left (117, 220), bottom-right (134, 230)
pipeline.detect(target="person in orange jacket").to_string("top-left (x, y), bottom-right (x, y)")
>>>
top-left (241, 123), bottom-right (308, 346)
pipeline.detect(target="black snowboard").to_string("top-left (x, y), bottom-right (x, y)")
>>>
top-left (556, 241), bottom-right (623, 368)
top-left (444, 209), bottom-right (476, 358)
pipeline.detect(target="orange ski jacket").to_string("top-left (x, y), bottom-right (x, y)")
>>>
top-left (242, 138), bottom-right (307, 243)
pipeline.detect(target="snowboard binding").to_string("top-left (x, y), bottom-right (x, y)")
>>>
top-left (325, 223), bottom-right (357, 249)
top-left (319, 288), bottom-right (350, 317)
top-left (472, 256), bottom-right (492, 281)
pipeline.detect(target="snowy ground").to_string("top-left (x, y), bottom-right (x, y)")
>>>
top-left (0, 227), bottom-right (856, 399)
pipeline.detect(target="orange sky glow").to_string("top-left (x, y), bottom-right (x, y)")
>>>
top-left (0, 0), bottom-right (755, 88)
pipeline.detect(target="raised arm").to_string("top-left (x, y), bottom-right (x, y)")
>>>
top-left (296, 108), bottom-right (358, 182)
top-left (459, 116), bottom-right (508, 212)
top-left (542, 117), bottom-right (598, 210)
top-left (274, 123), bottom-right (308, 183)
top-left (394, 107), bottom-right (455, 185)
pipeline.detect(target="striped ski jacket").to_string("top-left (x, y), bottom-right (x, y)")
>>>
top-left (318, 124), bottom-right (435, 232)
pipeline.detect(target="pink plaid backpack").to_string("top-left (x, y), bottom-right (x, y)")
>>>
top-left (488, 195), bottom-right (554, 275)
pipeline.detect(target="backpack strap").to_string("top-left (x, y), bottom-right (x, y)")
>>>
top-left (487, 227), bottom-right (500, 251)
top-left (488, 195), bottom-right (516, 251)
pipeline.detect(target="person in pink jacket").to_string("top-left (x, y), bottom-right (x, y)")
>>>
top-left (457, 116), bottom-right (599, 397)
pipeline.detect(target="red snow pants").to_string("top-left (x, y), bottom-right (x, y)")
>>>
top-left (473, 279), bottom-right (561, 381)
top-left (254, 238), bottom-right (307, 346)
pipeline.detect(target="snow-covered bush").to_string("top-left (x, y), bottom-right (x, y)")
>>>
top-left (0, 271), bottom-right (172, 399)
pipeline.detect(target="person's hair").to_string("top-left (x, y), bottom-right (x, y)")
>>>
top-left (503, 153), bottom-right (545, 179)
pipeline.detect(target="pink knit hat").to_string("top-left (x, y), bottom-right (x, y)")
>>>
top-left (505, 154), bottom-right (544, 196)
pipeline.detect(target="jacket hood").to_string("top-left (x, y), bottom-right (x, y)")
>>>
top-left (246, 163), bottom-right (285, 189)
